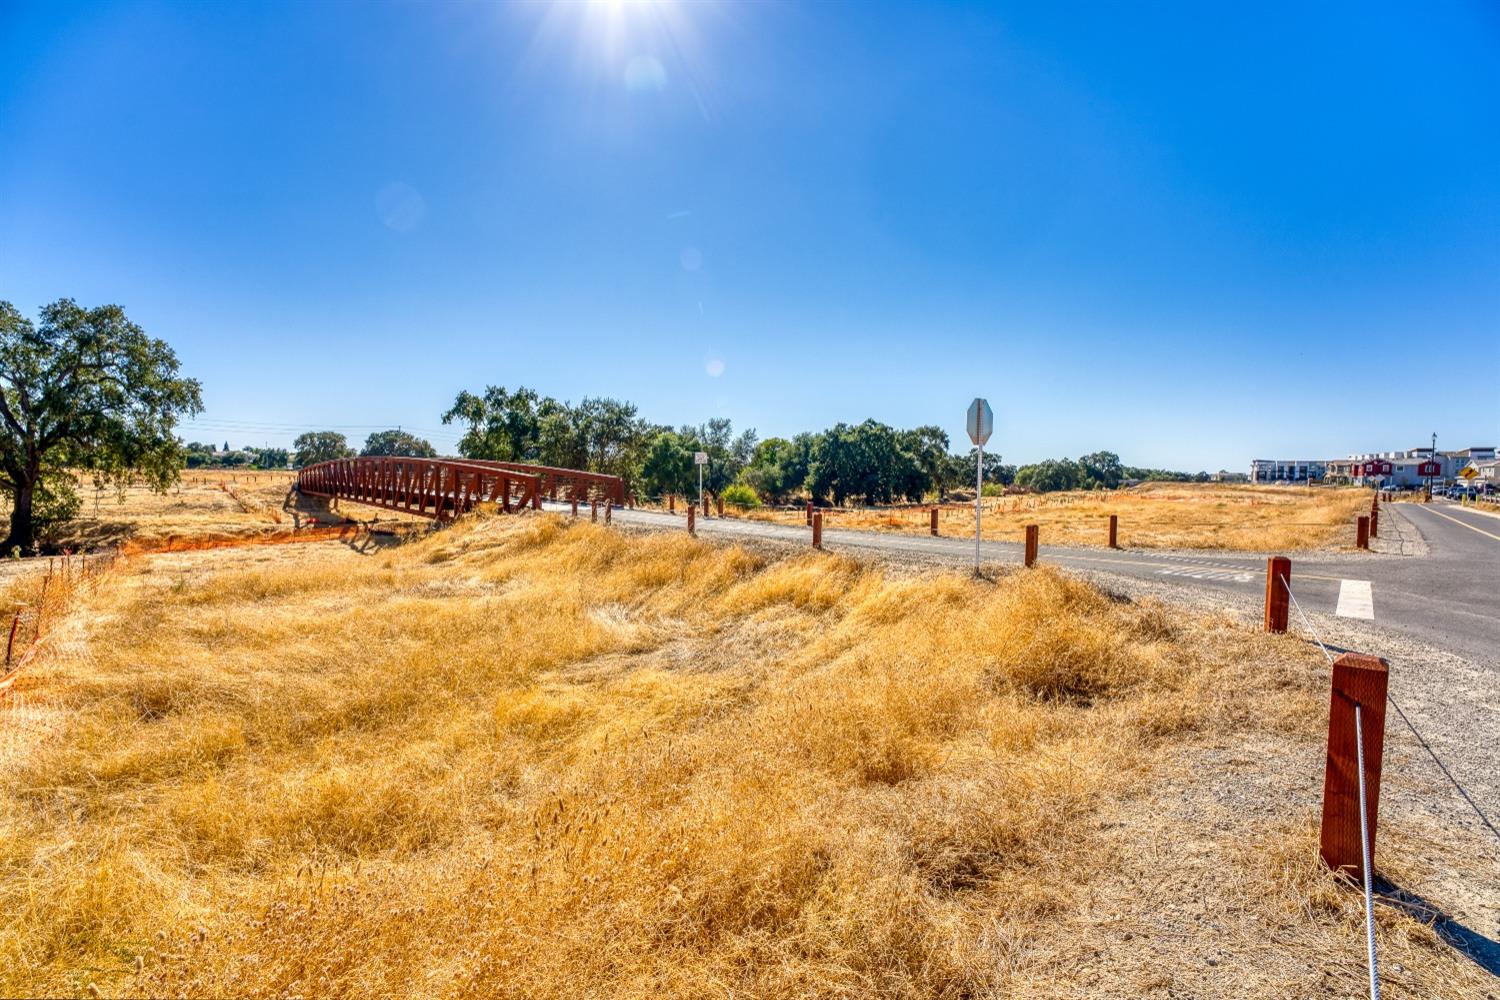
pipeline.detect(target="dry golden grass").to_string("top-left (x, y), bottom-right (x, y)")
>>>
top-left (730, 483), bottom-right (1373, 551)
top-left (0, 514), bottom-right (1487, 998)
top-left (45, 471), bottom-right (424, 551)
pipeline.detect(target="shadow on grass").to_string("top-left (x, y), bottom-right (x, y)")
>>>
top-left (1376, 876), bottom-right (1500, 976)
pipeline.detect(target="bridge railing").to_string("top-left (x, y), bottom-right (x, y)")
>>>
top-left (297, 456), bottom-right (542, 520)
top-left (457, 460), bottom-right (625, 506)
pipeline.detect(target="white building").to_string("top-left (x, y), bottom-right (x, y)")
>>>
top-left (1249, 459), bottom-right (1326, 483)
top-left (1252, 446), bottom-right (1495, 488)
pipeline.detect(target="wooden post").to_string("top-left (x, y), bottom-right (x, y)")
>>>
top-left (1369, 508), bottom-right (1378, 538)
top-left (1264, 556), bottom-right (1291, 633)
top-left (669, 495), bottom-right (676, 514)
top-left (812, 511), bottom-right (823, 549)
top-left (805, 501), bottom-right (813, 526)
top-left (1024, 524), bottom-right (1039, 568)
top-left (703, 494), bottom-right (710, 517)
top-left (1320, 653), bottom-right (1388, 876)
top-left (687, 504), bottom-right (695, 535)
top-left (591, 499), bottom-right (598, 523)
top-left (1356, 516), bottom-right (1369, 550)
top-left (1108, 514), bottom-right (1118, 549)
top-left (605, 502), bottom-right (612, 525)
top-left (716, 496), bottom-right (724, 517)
top-left (930, 507), bottom-right (938, 536)
top-left (571, 497), bottom-right (578, 518)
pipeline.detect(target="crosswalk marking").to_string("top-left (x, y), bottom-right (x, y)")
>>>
top-left (1156, 566), bottom-right (1255, 583)
top-left (1335, 579), bottom-right (1375, 620)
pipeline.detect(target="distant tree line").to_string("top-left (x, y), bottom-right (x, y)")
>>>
top-left (183, 441), bottom-right (290, 470)
top-left (1013, 452), bottom-right (1209, 492)
top-left (430, 384), bottom-right (1204, 506)
top-left (182, 429), bottom-right (439, 470)
top-left (267, 387), bottom-right (1213, 506)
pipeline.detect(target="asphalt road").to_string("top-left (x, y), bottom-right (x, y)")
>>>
top-left (564, 500), bottom-right (1498, 665)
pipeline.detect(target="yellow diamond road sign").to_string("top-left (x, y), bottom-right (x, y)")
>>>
top-left (1460, 465), bottom-right (1479, 480)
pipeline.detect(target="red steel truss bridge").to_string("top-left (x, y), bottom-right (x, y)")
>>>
top-left (296, 457), bottom-right (624, 521)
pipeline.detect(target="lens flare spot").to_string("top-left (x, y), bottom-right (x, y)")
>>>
top-left (705, 357), bottom-right (725, 378)
top-left (624, 55), bottom-right (667, 92)
top-left (375, 183), bottom-right (427, 233)
top-left (680, 247), bottom-right (702, 270)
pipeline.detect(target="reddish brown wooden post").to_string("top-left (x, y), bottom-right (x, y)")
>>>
top-left (1320, 653), bottom-right (1388, 876)
top-left (1369, 508), bottom-right (1378, 538)
top-left (1024, 524), bottom-right (1039, 567)
top-left (930, 507), bottom-right (939, 536)
top-left (716, 496), bottom-right (724, 517)
top-left (531, 487), bottom-right (541, 511)
top-left (805, 501), bottom-right (813, 526)
top-left (1264, 556), bottom-right (1291, 633)
top-left (703, 494), bottom-right (711, 517)
top-left (669, 494), bottom-right (676, 514)
top-left (812, 512), bottom-right (823, 549)
top-left (571, 497), bottom-right (578, 518)
top-left (687, 504), bottom-right (695, 535)
top-left (1356, 516), bottom-right (1369, 550)
top-left (591, 499), bottom-right (598, 523)
top-left (605, 502), bottom-right (612, 525)
top-left (1108, 514), bottom-right (1118, 549)
top-left (37, 574), bottom-right (50, 636)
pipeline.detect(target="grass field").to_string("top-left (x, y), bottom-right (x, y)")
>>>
top-left (39, 472), bottom-right (425, 553)
top-left (0, 512), bottom-right (1487, 998)
top-left (726, 483), bottom-right (1373, 551)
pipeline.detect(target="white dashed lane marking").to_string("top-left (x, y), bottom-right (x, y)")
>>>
top-left (1335, 579), bottom-right (1375, 620)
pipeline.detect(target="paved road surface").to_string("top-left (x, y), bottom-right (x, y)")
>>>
top-left (566, 500), bottom-right (1498, 665)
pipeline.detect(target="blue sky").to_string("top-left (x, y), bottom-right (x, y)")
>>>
top-left (2, 1), bottom-right (1497, 469)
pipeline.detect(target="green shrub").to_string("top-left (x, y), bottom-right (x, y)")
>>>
top-left (720, 483), bottom-right (762, 508)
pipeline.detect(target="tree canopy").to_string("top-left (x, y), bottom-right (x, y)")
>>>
top-left (292, 431), bottom-right (354, 467)
top-left (0, 299), bottom-right (201, 552)
top-left (443, 385), bottom-right (656, 492)
top-left (361, 429), bottom-right (436, 458)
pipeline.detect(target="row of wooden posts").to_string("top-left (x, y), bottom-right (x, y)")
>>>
top-left (1355, 494), bottom-right (1380, 550)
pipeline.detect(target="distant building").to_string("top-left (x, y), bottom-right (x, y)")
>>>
top-left (1250, 459), bottom-right (1326, 483)
top-left (1210, 470), bottom-right (1249, 483)
top-left (1255, 446), bottom-right (1494, 487)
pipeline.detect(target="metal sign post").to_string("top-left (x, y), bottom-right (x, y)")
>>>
top-left (966, 398), bottom-right (993, 573)
top-left (694, 451), bottom-right (708, 510)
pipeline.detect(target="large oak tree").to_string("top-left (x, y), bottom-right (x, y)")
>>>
top-left (0, 299), bottom-right (202, 553)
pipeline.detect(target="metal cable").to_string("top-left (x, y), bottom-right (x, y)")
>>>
top-left (1281, 573), bottom-right (1499, 847)
top-left (1280, 573), bottom-right (1335, 665)
top-left (1384, 693), bottom-right (1500, 846)
top-left (1354, 702), bottom-right (1382, 1000)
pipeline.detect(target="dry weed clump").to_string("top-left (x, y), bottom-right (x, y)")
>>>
top-left (0, 514), bottom-right (1483, 997)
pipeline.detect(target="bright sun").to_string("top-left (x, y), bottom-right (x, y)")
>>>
top-left (517, 0), bottom-right (714, 105)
